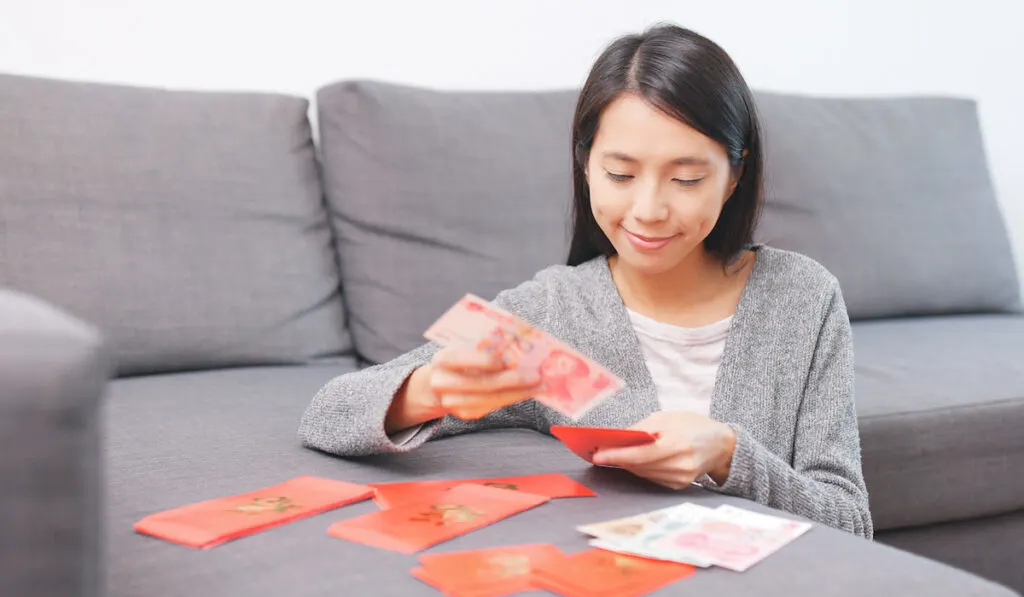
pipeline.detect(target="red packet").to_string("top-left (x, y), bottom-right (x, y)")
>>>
top-left (531, 548), bottom-right (696, 597)
top-left (327, 484), bottom-right (549, 554)
top-left (549, 426), bottom-right (658, 464)
top-left (370, 473), bottom-right (594, 509)
top-left (134, 476), bottom-right (373, 549)
top-left (411, 567), bottom-right (493, 597)
top-left (418, 544), bottom-right (565, 596)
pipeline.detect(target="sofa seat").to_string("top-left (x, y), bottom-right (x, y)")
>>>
top-left (853, 314), bottom-right (1024, 530)
top-left (101, 364), bottom-right (1017, 597)
top-left (104, 363), bottom-right (364, 597)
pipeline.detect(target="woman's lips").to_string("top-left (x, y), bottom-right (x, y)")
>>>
top-left (622, 227), bottom-right (678, 251)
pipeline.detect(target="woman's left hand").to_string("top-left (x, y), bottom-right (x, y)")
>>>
top-left (592, 412), bottom-right (738, 490)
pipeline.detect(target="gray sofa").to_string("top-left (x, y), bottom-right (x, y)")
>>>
top-left (1, 72), bottom-right (1023, 597)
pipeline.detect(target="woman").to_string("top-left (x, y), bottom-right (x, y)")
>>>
top-left (299, 24), bottom-right (873, 539)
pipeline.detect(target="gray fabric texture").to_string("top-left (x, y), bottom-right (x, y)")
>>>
top-left (315, 80), bottom-right (578, 364)
top-left (754, 92), bottom-right (1021, 320)
top-left (0, 73), bottom-right (351, 376)
top-left (106, 370), bottom-right (1012, 596)
top-left (853, 315), bottom-right (1024, 529)
top-left (878, 509), bottom-right (1024, 595)
top-left (1, 290), bottom-right (111, 597)
top-left (300, 246), bottom-right (873, 538)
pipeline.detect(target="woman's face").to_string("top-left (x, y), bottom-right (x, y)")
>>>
top-left (586, 93), bottom-right (738, 276)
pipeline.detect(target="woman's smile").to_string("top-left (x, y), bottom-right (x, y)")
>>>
top-left (621, 226), bottom-right (680, 251)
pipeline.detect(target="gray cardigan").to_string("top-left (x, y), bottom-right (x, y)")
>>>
top-left (299, 246), bottom-right (873, 539)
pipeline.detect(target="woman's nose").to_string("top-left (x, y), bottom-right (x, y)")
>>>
top-left (631, 182), bottom-right (670, 222)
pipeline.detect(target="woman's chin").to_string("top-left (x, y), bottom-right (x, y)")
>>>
top-left (610, 233), bottom-right (704, 276)
top-left (613, 250), bottom-right (682, 277)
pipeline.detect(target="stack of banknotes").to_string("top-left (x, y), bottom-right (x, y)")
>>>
top-left (578, 502), bottom-right (813, 572)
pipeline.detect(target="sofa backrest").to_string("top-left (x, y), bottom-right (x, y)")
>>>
top-left (754, 91), bottom-right (1021, 320)
top-left (3, 73), bottom-right (1019, 373)
top-left (316, 81), bottom-right (1021, 364)
top-left (316, 81), bottom-right (578, 365)
top-left (0, 74), bottom-right (353, 376)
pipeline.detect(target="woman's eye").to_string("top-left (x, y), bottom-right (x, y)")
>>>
top-left (673, 178), bottom-right (703, 187)
top-left (605, 172), bottom-right (633, 183)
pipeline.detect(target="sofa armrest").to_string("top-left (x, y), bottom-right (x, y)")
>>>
top-left (0, 290), bottom-right (112, 597)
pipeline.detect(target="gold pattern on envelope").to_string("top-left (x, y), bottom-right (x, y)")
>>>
top-left (227, 497), bottom-right (300, 515)
top-left (482, 482), bottom-right (520, 491)
top-left (485, 554), bottom-right (531, 577)
top-left (410, 504), bottom-right (485, 526)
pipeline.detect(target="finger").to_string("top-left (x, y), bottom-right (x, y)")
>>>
top-left (624, 457), bottom-right (704, 485)
top-left (433, 346), bottom-right (506, 373)
top-left (443, 401), bottom-right (518, 421)
top-left (431, 368), bottom-right (540, 394)
top-left (639, 472), bottom-right (698, 491)
top-left (440, 390), bottom-right (535, 419)
top-left (593, 442), bottom-right (669, 468)
top-left (604, 458), bottom-right (699, 489)
top-left (627, 415), bottom-right (667, 435)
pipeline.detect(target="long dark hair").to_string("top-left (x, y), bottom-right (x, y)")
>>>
top-left (567, 24), bottom-right (763, 268)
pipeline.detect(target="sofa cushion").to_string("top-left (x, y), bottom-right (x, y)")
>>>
top-left (853, 315), bottom-right (1024, 530)
top-left (878, 510), bottom-right (1024, 595)
top-left (754, 92), bottom-right (1021, 320)
top-left (316, 81), bottom-right (577, 364)
top-left (0, 73), bottom-right (352, 376)
top-left (103, 366), bottom-right (1013, 597)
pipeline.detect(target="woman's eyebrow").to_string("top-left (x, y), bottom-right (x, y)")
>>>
top-left (602, 151), bottom-right (709, 166)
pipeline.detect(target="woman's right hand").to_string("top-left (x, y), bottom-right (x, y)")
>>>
top-left (426, 346), bottom-right (544, 419)
top-left (386, 346), bottom-right (543, 434)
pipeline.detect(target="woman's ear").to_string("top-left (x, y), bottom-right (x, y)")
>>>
top-left (727, 149), bottom-right (749, 198)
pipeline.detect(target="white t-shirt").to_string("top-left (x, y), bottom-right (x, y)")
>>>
top-left (626, 309), bottom-right (733, 415)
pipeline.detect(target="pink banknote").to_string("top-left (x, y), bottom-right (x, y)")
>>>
top-left (642, 505), bottom-right (812, 572)
top-left (424, 294), bottom-right (624, 419)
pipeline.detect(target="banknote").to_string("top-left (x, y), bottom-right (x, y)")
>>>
top-left (657, 505), bottom-right (811, 572)
top-left (424, 294), bottom-right (624, 419)
top-left (587, 538), bottom-right (713, 569)
top-left (577, 504), bottom-right (691, 541)
top-left (581, 503), bottom-right (716, 568)
top-left (621, 504), bottom-right (812, 572)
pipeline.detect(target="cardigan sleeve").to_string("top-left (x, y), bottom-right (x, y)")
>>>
top-left (297, 271), bottom-right (555, 458)
top-left (709, 282), bottom-right (874, 539)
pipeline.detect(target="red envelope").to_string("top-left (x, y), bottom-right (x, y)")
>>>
top-left (418, 543), bottom-right (565, 596)
top-left (327, 484), bottom-right (550, 554)
top-left (370, 473), bottom-right (594, 509)
top-left (549, 426), bottom-right (658, 464)
top-left (411, 567), bottom-right (493, 597)
top-left (531, 548), bottom-right (696, 597)
top-left (134, 476), bottom-right (373, 549)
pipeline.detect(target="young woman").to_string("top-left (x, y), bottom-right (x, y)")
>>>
top-left (300, 24), bottom-right (873, 539)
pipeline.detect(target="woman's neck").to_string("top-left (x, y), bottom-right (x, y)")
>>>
top-left (610, 247), bottom-right (750, 327)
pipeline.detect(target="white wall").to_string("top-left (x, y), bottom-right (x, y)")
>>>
top-left (2, 0), bottom-right (1022, 289)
